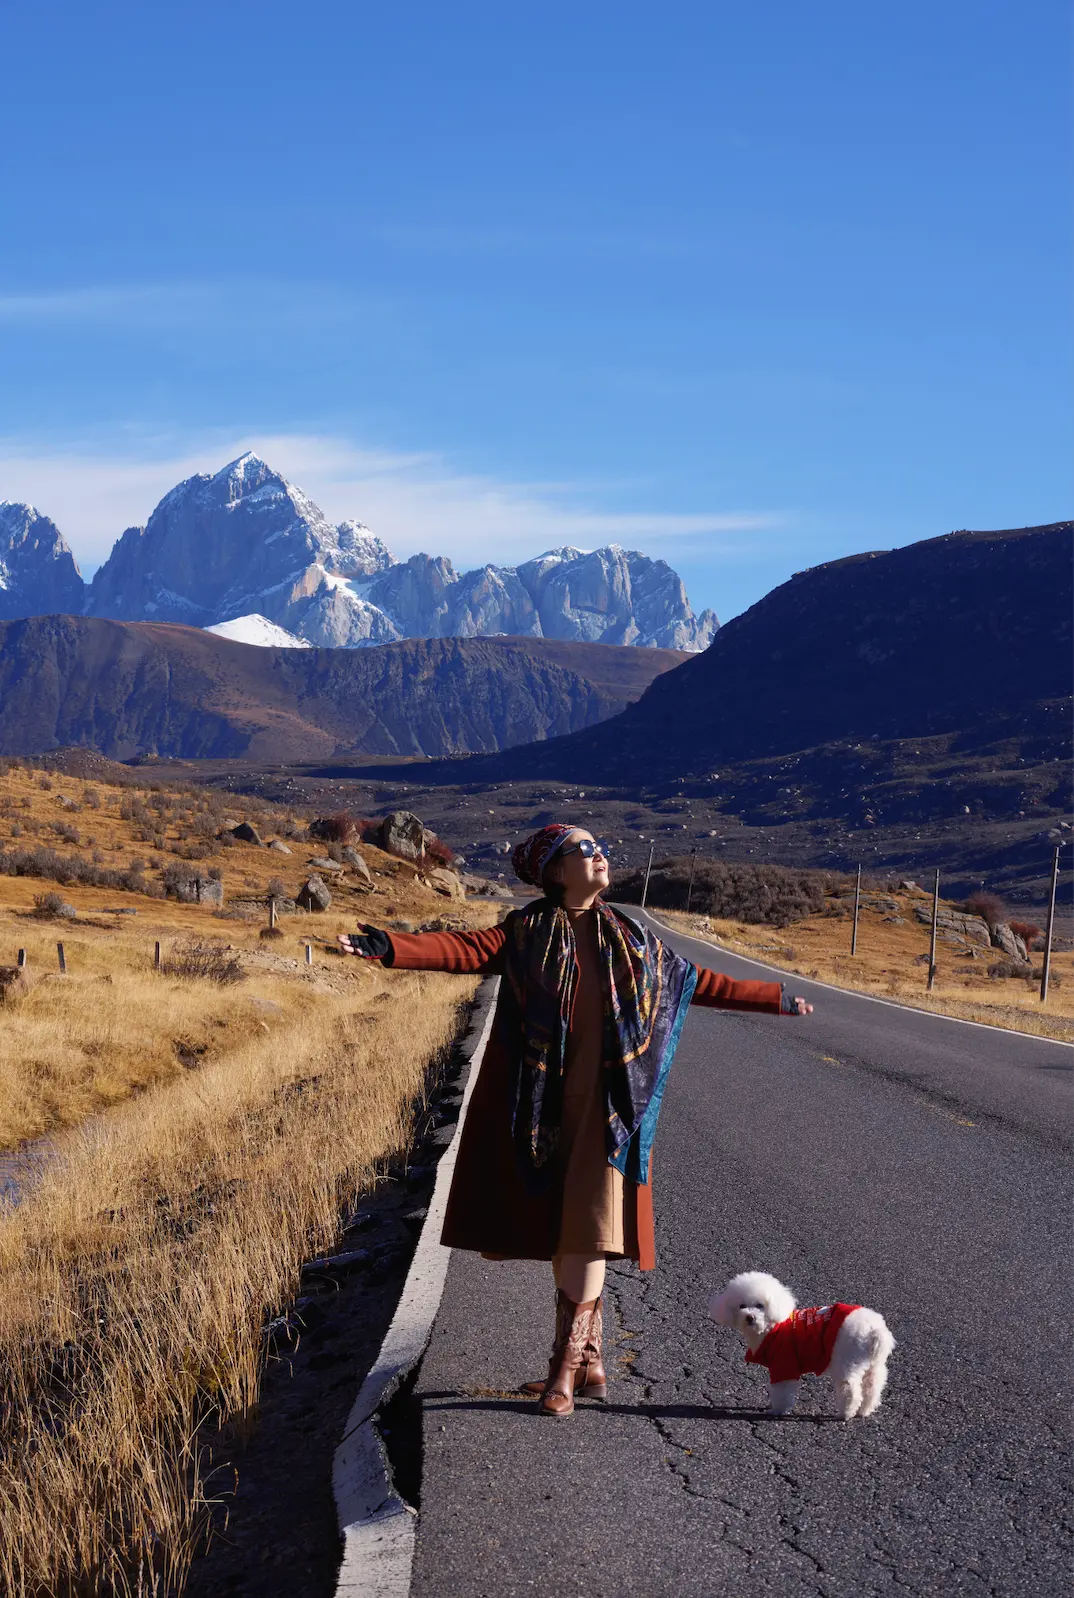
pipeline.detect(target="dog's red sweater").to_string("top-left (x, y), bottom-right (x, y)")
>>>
top-left (745, 1304), bottom-right (860, 1383)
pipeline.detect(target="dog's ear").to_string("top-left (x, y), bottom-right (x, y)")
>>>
top-left (708, 1290), bottom-right (733, 1326)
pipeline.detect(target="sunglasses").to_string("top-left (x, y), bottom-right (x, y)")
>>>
top-left (558, 838), bottom-right (609, 861)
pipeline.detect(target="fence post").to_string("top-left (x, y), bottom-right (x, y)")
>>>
top-left (1040, 845), bottom-right (1061, 1004)
top-left (268, 897), bottom-right (277, 931)
top-left (17, 949), bottom-right (26, 970)
top-left (56, 941), bottom-right (66, 975)
top-left (685, 848), bottom-right (698, 915)
top-left (305, 943), bottom-right (313, 966)
top-left (850, 863), bottom-right (862, 955)
top-left (640, 843), bottom-right (655, 910)
top-left (927, 868), bottom-right (940, 991)
top-left (154, 940), bottom-right (161, 971)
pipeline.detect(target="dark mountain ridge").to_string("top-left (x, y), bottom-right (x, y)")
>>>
top-left (383, 521), bottom-right (1071, 789)
top-left (0, 617), bottom-right (686, 761)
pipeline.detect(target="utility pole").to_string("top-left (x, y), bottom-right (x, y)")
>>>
top-left (685, 848), bottom-right (698, 915)
top-left (850, 863), bottom-right (862, 955)
top-left (927, 868), bottom-right (940, 992)
top-left (640, 842), bottom-right (655, 910)
top-left (1040, 845), bottom-right (1061, 1004)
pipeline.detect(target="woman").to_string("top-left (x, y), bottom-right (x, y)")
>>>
top-left (338, 824), bottom-right (814, 1417)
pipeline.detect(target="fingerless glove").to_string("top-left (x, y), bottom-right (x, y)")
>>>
top-left (350, 925), bottom-right (392, 962)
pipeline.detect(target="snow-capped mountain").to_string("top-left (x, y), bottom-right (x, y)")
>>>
top-left (18, 453), bottom-right (719, 650)
top-left (0, 502), bottom-right (86, 621)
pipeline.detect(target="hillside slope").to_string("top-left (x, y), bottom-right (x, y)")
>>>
top-left (434, 522), bottom-right (1071, 786)
top-left (0, 617), bottom-right (686, 760)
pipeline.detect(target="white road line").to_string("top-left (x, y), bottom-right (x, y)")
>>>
top-left (333, 979), bottom-right (500, 1598)
top-left (635, 908), bottom-right (1073, 1049)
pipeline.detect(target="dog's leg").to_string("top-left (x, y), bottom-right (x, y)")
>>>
top-left (858, 1359), bottom-right (888, 1417)
top-left (834, 1374), bottom-right (864, 1419)
top-left (766, 1380), bottom-right (799, 1416)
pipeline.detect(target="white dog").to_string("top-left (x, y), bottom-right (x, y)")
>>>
top-left (709, 1270), bottom-right (895, 1419)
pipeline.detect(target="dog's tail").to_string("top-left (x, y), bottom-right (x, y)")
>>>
top-left (857, 1309), bottom-right (896, 1362)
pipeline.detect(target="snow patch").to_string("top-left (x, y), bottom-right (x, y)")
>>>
top-left (205, 614), bottom-right (312, 648)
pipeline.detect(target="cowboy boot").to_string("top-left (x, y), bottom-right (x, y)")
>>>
top-left (521, 1293), bottom-right (608, 1401)
top-left (537, 1291), bottom-right (599, 1417)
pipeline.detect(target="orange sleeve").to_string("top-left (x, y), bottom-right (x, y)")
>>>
top-left (386, 924), bottom-right (508, 974)
top-left (691, 966), bottom-right (784, 1013)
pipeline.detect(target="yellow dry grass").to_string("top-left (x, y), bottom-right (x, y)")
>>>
top-left (0, 760), bottom-right (499, 1594)
top-left (0, 961), bottom-right (477, 1595)
top-left (656, 891), bottom-right (1074, 1043)
top-left (0, 761), bottom-right (496, 1148)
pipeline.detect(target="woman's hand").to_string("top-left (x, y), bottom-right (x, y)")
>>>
top-left (337, 925), bottom-right (391, 960)
top-left (780, 988), bottom-right (814, 1016)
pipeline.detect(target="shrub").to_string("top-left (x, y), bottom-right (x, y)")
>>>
top-left (964, 891), bottom-right (1006, 928)
top-left (32, 891), bottom-right (73, 919)
top-left (1009, 920), bottom-right (1043, 948)
top-left (425, 837), bottom-right (456, 868)
top-left (0, 844), bottom-right (165, 898)
top-left (613, 857), bottom-right (848, 926)
top-left (987, 959), bottom-right (1033, 979)
top-left (160, 939), bottom-right (244, 984)
top-left (266, 877), bottom-right (287, 900)
top-left (309, 812), bottom-right (360, 843)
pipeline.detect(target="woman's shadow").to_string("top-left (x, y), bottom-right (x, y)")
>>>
top-left (421, 1391), bottom-right (841, 1423)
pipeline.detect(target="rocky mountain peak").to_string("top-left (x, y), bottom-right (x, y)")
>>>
top-left (15, 454), bottom-right (718, 651)
top-left (330, 519), bottom-right (396, 578)
top-left (0, 502), bottom-right (86, 621)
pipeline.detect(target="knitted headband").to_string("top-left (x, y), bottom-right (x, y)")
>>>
top-left (511, 824), bottom-right (579, 887)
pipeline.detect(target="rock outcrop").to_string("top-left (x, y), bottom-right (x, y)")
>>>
top-left (378, 811), bottom-right (431, 862)
top-left (990, 922), bottom-right (1029, 962)
top-left (0, 504), bottom-right (86, 621)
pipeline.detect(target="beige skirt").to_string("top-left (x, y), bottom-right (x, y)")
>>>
top-left (555, 1064), bottom-right (626, 1256)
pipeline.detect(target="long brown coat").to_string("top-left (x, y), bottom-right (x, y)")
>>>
top-left (387, 915), bottom-right (785, 1269)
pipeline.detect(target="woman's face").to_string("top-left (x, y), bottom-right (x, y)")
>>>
top-left (545, 829), bottom-right (610, 901)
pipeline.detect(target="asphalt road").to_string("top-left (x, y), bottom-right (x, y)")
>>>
top-left (409, 914), bottom-right (1072, 1597)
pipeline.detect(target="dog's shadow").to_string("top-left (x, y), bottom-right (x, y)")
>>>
top-left (421, 1391), bottom-right (843, 1424)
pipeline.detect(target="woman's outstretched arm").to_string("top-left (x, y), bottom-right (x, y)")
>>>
top-left (691, 967), bottom-right (813, 1015)
top-left (338, 922), bottom-right (508, 975)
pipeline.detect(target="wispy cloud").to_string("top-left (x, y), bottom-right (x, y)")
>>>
top-left (0, 280), bottom-right (387, 333)
top-left (0, 432), bottom-right (779, 578)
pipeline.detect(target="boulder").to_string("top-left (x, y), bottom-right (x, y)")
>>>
top-left (231, 822), bottom-right (263, 846)
top-left (268, 840), bottom-right (292, 854)
top-left (173, 876), bottom-right (224, 906)
top-left (309, 855), bottom-right (346, 874)
top-left (991, 923), bottom-right (1029, 962)
top-left (341, 846), bottom-right (374, 885)
top-left (296, 875), bottom-right (332, 912)
top-left (425, 867), bottom-right (465, 900)
top-left (378, 811), bottom-right (429, 862)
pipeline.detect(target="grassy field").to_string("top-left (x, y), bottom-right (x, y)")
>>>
top-left (0, 761), bottom-right (498, 1595)
top-left (655, 887), bottom-right (1074, 1042)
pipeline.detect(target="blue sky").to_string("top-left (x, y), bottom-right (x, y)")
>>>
top-left (0, 1), bottom-right (1069, 620)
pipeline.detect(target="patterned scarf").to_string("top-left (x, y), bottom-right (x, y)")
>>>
top-left (500, 898), bottom-right (697, 1186)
